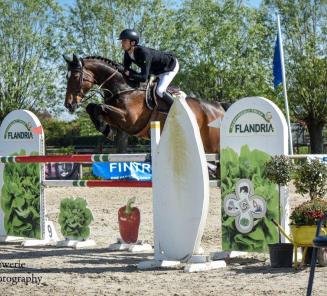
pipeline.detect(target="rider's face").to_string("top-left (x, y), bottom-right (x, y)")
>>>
top-left (121, 39), bottom-right (132, 51)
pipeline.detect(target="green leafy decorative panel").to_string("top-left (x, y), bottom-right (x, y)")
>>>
top-left (1, 150), bottom-right (40, 239)
top-left (221, 145), bottom-right (279, 252)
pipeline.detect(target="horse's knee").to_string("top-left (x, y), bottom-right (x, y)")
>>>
top-left (85, 104), bottom-right (103, 129)
top-left (86, 103), bottom-right (98, 114)
top-left (86, 103), bottom-right (104, 121)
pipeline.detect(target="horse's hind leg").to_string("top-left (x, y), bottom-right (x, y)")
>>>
top-left (86, 103), bottom-right (116, 140)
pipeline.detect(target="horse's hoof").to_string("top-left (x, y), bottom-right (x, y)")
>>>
top-left (106, 128), bottom-right (117, 141)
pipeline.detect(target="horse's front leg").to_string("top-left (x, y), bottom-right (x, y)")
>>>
top-left (86, 103), bottom-right (117, 140)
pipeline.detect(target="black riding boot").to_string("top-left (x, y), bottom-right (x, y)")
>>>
top-left (158, 92), bottom-right (174, 112)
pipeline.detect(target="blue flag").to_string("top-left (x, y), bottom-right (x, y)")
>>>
top-left (273, 34), bottom-right (282, 88)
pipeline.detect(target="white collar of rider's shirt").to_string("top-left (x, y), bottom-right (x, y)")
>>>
top-left (128, 51), bottom-right (135, 61)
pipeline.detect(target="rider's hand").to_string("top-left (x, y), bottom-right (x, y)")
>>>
top-left (117, 64), bottom-right (125, 73)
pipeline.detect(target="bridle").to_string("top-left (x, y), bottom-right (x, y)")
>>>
top-left (69, 62), bottom-right (119, 104)
top-left (68, 59), bottom-right (145, 106)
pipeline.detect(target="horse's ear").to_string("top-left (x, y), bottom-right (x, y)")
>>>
top-left (73, 54), bottom-right (83, 68)
top-left (73, 54), bottom-right (79, 63)
top-left (63, 54), bottom-right (73, 64)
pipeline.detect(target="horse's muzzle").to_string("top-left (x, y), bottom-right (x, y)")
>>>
top-left (65, 102), bottom-right (78, 113)
top-left (65, 94), bottom-right (82, 113)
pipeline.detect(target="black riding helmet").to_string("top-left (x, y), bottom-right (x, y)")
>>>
top-left (118, 29), bottom-right (139, 44)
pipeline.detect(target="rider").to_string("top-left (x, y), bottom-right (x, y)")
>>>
top-left (118, 29), bottom-right (179, 110)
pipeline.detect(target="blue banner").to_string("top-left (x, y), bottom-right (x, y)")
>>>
top-left (307, 155), bottom-right (327, 164)
top-left (92, 162), bottom-right (152, 181)
top-left (273, 33), bottom-right (282, 88)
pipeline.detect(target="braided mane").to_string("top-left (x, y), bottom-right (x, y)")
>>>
top-left (83, 55), bottom-right (141, 89)
top-left (83, 56), bottom-right (122, 69)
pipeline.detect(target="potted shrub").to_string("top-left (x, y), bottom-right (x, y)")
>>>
top-left (264, 155), bottom-right (294, 267)
top-left (290, 158), bottom-right (327, 249)
top-left (290, 198), bottom-right (327, 245)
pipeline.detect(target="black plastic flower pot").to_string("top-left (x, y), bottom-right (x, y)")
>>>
top-left (268, 243), bottom-right (293, 268)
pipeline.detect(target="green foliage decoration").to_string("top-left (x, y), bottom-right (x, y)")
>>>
top-left (58, 197), bottom-right (93, 240)
top-left (0, 150), bottom-right (40, 239)
top-left (221, 145), bottom-right (279, 252)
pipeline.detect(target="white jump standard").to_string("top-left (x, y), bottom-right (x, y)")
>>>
top-left (137, 93), bottom-right (226, 272)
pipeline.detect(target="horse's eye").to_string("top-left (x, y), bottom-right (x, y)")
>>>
top-left (66, 71), bottom-right (71, 80)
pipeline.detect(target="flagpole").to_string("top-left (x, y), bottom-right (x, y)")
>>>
top-left (277, 14), bottom-right (293, 155)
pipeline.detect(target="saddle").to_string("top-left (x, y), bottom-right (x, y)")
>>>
top-left (145, 76), bottom-right (181, 112)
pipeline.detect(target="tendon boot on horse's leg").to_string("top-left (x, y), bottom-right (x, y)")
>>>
top-left (158, 92), bottom-right (174, 113)
top-left (86, 103), bottom-right (116, 140)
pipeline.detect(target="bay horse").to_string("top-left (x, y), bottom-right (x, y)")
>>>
top-left (63, 54), bottom-right (225, 153)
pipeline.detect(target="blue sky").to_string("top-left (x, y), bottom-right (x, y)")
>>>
top-left (57, 0), bottom-right (262, 9)
top-left (247, 0), bottom-right (262, 8)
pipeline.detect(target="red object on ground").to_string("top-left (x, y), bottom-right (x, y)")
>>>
top-left (118, 198), bottom-right (140, 244)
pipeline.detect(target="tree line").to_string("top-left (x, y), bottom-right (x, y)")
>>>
top-left (0, 0), bottom-right (326, 152)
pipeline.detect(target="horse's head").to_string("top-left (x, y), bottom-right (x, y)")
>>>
top-left (63, 54), bottom-right (95, 113)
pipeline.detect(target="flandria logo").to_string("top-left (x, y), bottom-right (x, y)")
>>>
top-left (4, 119), bottom-right (34, 140)
top-left (229, 109), bottom-right (274, 134)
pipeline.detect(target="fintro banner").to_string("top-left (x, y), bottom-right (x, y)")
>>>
top-left (92, 162), bottom-right (152, 181)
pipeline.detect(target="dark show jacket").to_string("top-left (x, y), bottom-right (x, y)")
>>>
top-left (123, 45), bottom-right (176, 82)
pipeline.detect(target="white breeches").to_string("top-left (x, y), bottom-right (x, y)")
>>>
top-left (156, 59), bottom-right (179, 97)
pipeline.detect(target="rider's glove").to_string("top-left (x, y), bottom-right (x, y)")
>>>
top-left (116, 64), bottom-right (125, 73)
